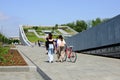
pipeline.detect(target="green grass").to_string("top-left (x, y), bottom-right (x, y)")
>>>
top-left (36, 31), bottom-right (45, 36)
top-left (23, 26), bottom-right (77, 43)
top-left (0, 46), bottom-right (9, 54)
top-left (26, 32), bottom-right (45, 42)
top-left (0, 46), bottom-right (10, 62)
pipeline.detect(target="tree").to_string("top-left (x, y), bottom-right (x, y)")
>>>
top-left (55, 24), bottom-right (58, 29)
top-left (24, 28), bottom-right (28, 33)
top-left (61, 20), bottom-right (87, 32)
top-left (92, 18), bottom-right (102, 27)
top-left (60, 17), bottom-right (109, 32)
top-left (66, 22), bottom-right (75, 29)
top-left (52, 27), bottom-right (55, 33)
top-left (33, 26), bottom-right (38, 30)
top-left (91, 18), bottom-right (110, 27)
top-left (75, 20), bottom-right (87, 32)
top-left (0, 33), bottom-right (9, 44)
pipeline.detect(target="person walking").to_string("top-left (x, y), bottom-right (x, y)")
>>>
top-left (38, 40), bottom-right (41, 47)
top-left (45, 37), bottom-right (49, 54)
top-left (56, 35), bottom-right (66, 62)
top-left (47, 33), bottom-right (55, 63)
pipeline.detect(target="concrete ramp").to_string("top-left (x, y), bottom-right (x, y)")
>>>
top-left (17, 45), bottom-right (120, 80)
top-left (19, 25), bottom-right (32, 46)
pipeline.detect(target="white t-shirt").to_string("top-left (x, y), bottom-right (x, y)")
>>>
top-left (57, 39), bottom-right (66, 47)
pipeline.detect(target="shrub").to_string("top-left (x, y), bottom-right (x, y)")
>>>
top-left (0, 46), bottom-right (9, 62)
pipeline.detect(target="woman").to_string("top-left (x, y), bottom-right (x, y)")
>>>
top-left (56, 35), bottom-right (66, 62)
top-left (47, 33), bottom-right (55, 63)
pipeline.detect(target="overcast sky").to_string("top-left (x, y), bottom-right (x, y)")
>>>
top-left (0, 0), bottom-right (120, 37)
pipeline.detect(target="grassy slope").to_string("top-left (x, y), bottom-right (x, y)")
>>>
top-left (26, 32), bottom-right (45, 42)
top-left (24, 26), bottom-right (76, 42)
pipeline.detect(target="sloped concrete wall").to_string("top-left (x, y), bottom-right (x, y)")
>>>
top-left (19, 25), bottom-right (32, 46)
top-left (65, 14), bottom-right (120, 51)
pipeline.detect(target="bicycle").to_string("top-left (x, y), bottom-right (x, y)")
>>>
top-left (63, 46), bottom-right (77, 63)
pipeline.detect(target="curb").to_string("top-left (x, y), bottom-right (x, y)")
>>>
top-left (18, 48), bottom-right (52, 80)
top-left (0, 48), bottom-right (37, 72)
top-left (0, 66), bottom-right (36, 72)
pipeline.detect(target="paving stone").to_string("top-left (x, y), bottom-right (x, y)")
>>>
top-left (17, 45), bottom-right (120, 80)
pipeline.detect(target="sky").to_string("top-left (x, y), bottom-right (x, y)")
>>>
top-left (0, 0), bottom-right (120, 37)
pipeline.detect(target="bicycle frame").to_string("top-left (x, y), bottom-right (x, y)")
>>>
top-left (65, 46), bottom-right (72, 58)
top-left (64, 45), bottom-right (77, 63)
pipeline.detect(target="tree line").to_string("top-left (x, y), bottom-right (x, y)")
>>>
top-left (60, 18), bottom-right (109, 32)
top-left (0, 33), bottom-right (19, 45)
top-left (0, 33), bottom-right (9, 44)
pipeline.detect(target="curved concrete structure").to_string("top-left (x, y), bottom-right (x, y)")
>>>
top-left (28, 29), bottom-right (46, 38)
top-left (19, 25), bottom-right (32, 46)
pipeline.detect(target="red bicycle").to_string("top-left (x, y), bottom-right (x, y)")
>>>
top-left (63, 46), bottom-right (77, 63)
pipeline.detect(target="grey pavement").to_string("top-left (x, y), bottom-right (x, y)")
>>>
top-left (0, 72), bottom-right (44, 80)
top-left (16, 45), bottom-right (120, 80)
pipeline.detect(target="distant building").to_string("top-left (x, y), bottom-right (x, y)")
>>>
top-left (9, 36), bottom-right (19, 40)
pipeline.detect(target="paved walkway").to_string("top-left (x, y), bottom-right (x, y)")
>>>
top-left (0, 72), bottom-right (44, 80)
top-left (17, 45), bottom-right (120, 80)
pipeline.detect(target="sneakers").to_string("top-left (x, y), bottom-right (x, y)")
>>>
top-left (56, 60), bottom-right (63, 62)
top-left (49, 61), bottom-right (53, 63)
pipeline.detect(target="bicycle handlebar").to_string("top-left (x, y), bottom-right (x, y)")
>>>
top-left (69, 46), bottom-right (73, 48)
top-left (66, 45), bottom-right (74, 48)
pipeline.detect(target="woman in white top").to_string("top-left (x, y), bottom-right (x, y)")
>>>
top-left (56, 35), bottom-right (66, 62)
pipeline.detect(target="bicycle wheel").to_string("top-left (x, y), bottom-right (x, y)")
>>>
top-left (70, 52), bottom-right (77, 63)
top-left (63, 52), bottom-right (67, 61)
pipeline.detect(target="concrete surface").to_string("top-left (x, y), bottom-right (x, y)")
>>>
top-left (17, 45), bottom-right (120, 80)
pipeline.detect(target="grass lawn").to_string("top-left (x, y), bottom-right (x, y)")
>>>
top-left (23, 26), bottom-right (77, 43)
top-left (26, 32), bottom-right (45, 42)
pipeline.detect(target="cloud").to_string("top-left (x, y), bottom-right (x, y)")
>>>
top-left (0, 12), bottom-right (9, 21)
